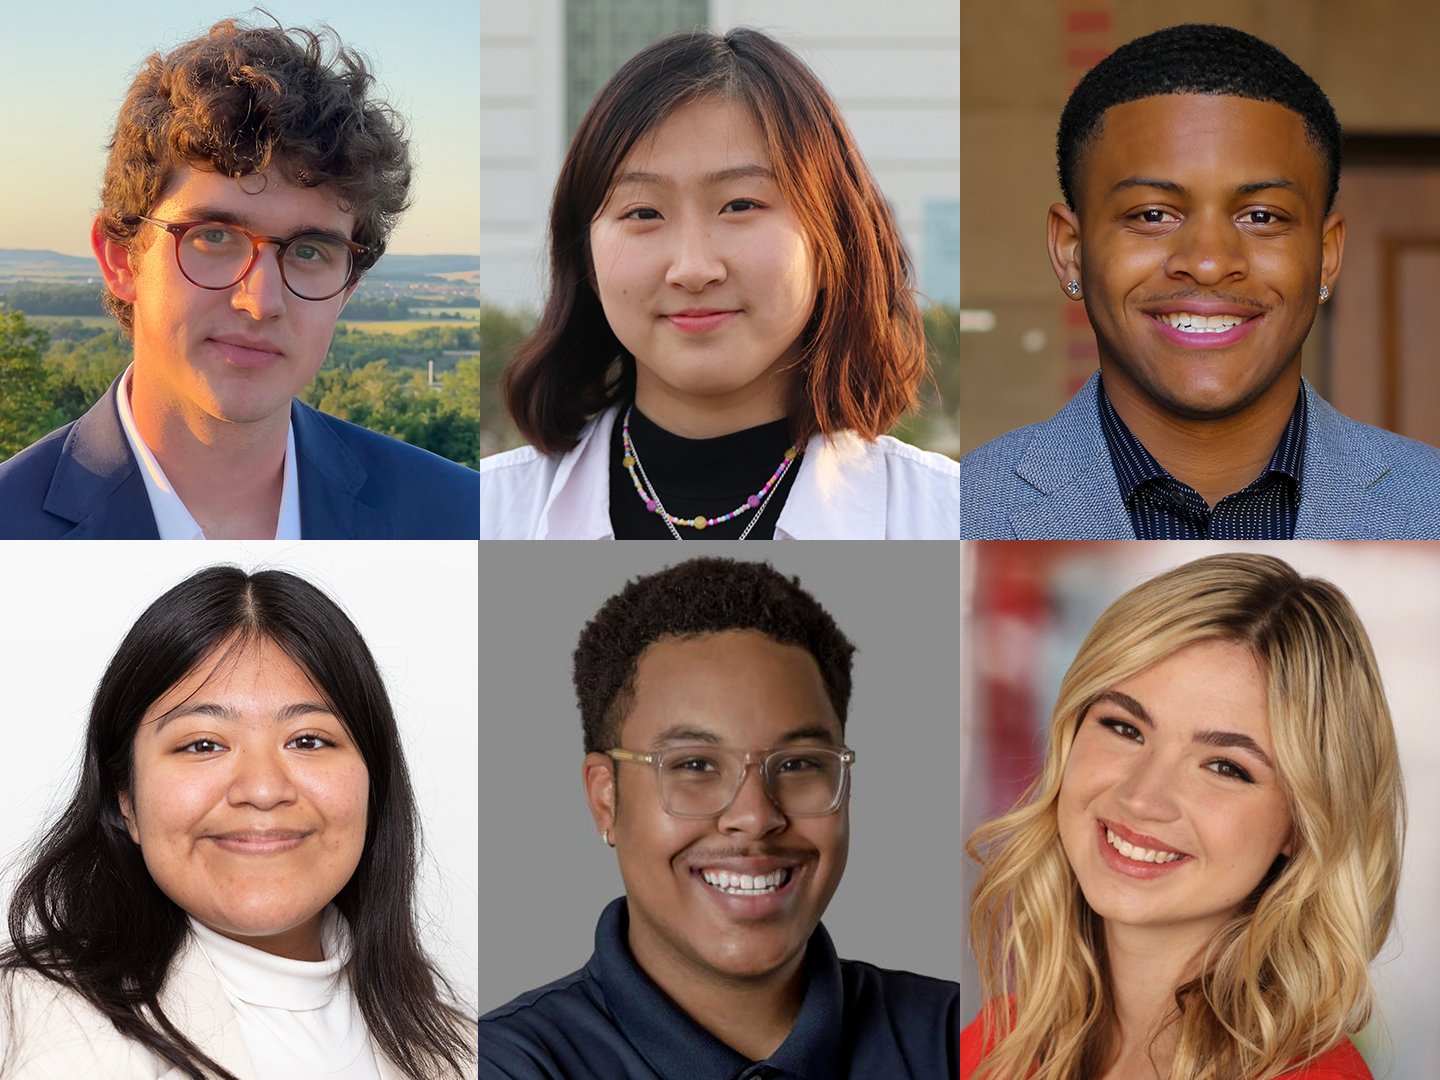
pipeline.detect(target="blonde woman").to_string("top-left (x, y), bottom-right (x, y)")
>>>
top-left (963, 554), bottom-right (1401, 1080)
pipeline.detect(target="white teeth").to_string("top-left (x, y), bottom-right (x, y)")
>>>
top-left (1155, 312), bottom-right (1249, 333)
top-left (1106, 827), bottom-right (1184, 864)
top-left (700, 868), bottom-right (792, 895)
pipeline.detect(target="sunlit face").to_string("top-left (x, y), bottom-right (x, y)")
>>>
top-left (584, 630), bottom-right (849, 986)
top-left (588, 98), bottom-right (820, 433)
top-left (119, 637), bottom-right (369, 961)
top-left (96, 165), bottom-right (359, 427)
top-left (1057, 640), bottom-right (1293, 937)
top-left (1055, 93), bottom-right (1343, 419)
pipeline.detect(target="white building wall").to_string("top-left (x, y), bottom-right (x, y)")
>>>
top-left (479, 0), bottom-right (959, 313)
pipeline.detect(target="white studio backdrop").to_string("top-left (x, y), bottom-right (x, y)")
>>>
top-left (0, 540), bottom-right (478, 1012)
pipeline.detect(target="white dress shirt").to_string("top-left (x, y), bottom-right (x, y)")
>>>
top-left (115, 363), bottom-right (302, 539)
top-left (190, 909), bottom-right (381, 1080)
top-left (480, 405), bottom-right (960, 539)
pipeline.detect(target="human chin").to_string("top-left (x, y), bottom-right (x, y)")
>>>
top-left (1103, 330), bottom-right (1283, 421)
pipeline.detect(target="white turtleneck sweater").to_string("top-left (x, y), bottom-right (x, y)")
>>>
top-left (189, 908), bottom-right (381, 1080)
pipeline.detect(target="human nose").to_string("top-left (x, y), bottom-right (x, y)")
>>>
top-left (1165, 210), bottom-right (1247, 286)
top-left (664, 213), bottom-right (726, 292)
top-left (226, 745), bottom-right (299, 810)
top-left (715, 759), bottom-right (787, 837)
top-left (230, 242), bottom-right (289, 319)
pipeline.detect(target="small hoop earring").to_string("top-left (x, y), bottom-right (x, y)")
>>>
top-left (1319, 284), bottom-right (1330, 302)
top-left (601, 829), bottom-right (614, 848)
top-left (1065, 280), bottom-right (1080, 297)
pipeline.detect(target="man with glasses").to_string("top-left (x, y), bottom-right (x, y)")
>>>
top-left (478, 557), bottom-right (958, 1079)
top-left (0, 18), bottom-right (478, 539)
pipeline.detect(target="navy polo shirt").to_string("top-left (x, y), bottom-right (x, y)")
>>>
top-left (1098, 379), bottom-right (1307, 539)
top-left (478, 897), bottom-right (959, 1080)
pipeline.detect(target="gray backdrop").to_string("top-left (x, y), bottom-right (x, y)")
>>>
top-left (478, 541), bottom-right (962, 1011)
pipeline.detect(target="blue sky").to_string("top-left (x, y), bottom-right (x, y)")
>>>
top-left (0, 1), bottom-right (477, 257)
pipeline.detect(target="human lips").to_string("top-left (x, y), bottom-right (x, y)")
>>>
top-left (1099, 818), bottom-right (1191, 859)
top-left (207, 828), bottom-right (312, 854)
top-left (209, 334), bottom-right (287, 369)
top-left (1143, 299), bottom-right (1264, 348)
top-left (663, 308), bottom-right (741, 334)
top-left (686, 853), bottom-right (808, 914)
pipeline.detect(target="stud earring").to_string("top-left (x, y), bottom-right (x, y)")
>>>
top-left (1065, 280), bottom-right (1080, 297)
top-left (1319, 284), bottom-right (1330, 302)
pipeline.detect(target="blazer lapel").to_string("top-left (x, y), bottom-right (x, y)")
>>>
top-left (157, 936), bottom-right (259, 1080)
top-left (291, 401), bottom-right (392, 538)
top-left (1295, 381), bottom-right (1405, 538)
top-left (1006, 373), bottom-right (1133, 539)
top-left (42, 378), bottom-right (160, 539)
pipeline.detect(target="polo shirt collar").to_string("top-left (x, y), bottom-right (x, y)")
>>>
top-left (1097, 377), bottom-right (1307, 503)
top-left (591, 897), bottom-right (844, 1080)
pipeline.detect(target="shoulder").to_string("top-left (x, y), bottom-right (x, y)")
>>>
top-left (293, 402), bottom-right (479, 537)
top-left (838, 435), bottom-right (959, 538)
top-left (1277, 1037), bottom-right (1374, 1080)
top-left (0, 966), bottom-right (164, 1077)
top-left (477, 970), bottom-right (598, 1079)
top-left (959, 420), bottom-right (1058, 538)
top-left (0, 422), bottom-right (75, 538)
top-left (479, 444), bottom-right (564, 540)
top-left (838, 959), bottom-right (959, 1059)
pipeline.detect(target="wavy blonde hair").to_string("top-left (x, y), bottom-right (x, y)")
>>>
top-left (966, 553), bottom-right (1404, 1080)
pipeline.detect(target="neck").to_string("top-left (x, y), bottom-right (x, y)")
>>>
top-left (1102, 917), bottom-right (1214, 1079)
top-left (633, 359), bottom-right (793, 440)
top-left (627, 923), bottom-right (806, 1062)
top-left (1099, 360), bottom-right (1301, 508)
top-left (201, 913), bottom-right (326, 963)
top-left (128, 362), bottom-right (288, 540)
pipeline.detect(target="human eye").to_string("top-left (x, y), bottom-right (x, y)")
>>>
top-left (1098, 718), bottom-right (1142, 741)
top-left (177, 737), bottom-right (225, 755)
top-left (620, 206), bottom-right (662, 221)
top-left (721, 198), bottom-right (763, 213)
top-left (1238, 208), bottom-right (1287, 228)
top-left (189, 225), bottom-right (241, 250)
top-left (286, 732), bottom-right (335, 751)
top-left (1205, 758), bottom-right (1255, 783)
top-left (288, 237), bottom-right (338, 263)
top-left (775, 752), bottom-right (826, 773)
top-left (1131, 207), bottom-right (1179, 225)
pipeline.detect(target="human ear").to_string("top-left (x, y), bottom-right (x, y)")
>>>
top-left (1319, 210), bottom-right (1345, 299)
top-left (117, 790), bottom-right (141, 845)
top-left (91, 214), bottom-right (139, 303)
top-left (1048, 202), bottom-right (1084, 299)
top-left (582, 752), bottom-right (617, 840)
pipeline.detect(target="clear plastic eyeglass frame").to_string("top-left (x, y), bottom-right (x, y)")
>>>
top-left (605, 745), bottom-right (856, 819)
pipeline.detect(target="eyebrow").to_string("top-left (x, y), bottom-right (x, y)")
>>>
top-left (612, 164), bottom-right (775, 189)
top-left (171, 206), bottom-right (352, 241)
top-left (651, 722), bottom-right (838, 746)
top-left (153, 700), bottom-right (335, 734)
top-left (1108, 177), bottom-right (1300, 198)
top-left (1088, 690), bottom-right (1276, 771)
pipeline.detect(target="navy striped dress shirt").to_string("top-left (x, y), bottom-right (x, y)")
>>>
top-left (1098, 381), bottom-right (1307, 539)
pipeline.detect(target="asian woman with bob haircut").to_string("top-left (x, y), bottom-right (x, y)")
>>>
top-left (0, 566), bottom-right (475, 1080)
top-left (963, 554), bottom-right (1403, 1080)
top-left (482, 26), bottom-right (959, 540)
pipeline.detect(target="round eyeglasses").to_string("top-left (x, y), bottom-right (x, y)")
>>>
top-left (137, 216), bottom-right (369, 301)
top-left (606, 745), bottom-right (856, 819)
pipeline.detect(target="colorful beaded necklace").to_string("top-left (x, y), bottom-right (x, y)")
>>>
top-left (621, 405), bottom-right (802, 540)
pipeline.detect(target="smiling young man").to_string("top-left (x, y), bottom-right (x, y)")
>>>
top-left (477, 558), bottom-right (958, 1079)
top-left (960, 23), bottom-right (1440, 539)
top-left (0, 19), bottom-right (479, 539)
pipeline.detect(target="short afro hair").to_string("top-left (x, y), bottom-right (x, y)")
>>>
top-left (574, 558), bottom-right (856, 754)
top-left (1057, 23), bottom-right (1342, 213)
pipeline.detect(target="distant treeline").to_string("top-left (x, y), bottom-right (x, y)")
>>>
top-left (0, 283), bottom-right (106, 316)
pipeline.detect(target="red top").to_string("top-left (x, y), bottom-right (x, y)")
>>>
top-left (961, 999), bottom-right (1374, 1080)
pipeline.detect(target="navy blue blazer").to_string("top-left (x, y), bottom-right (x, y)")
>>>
top-left (0, 378), bottom-right (478, 539)
top-left (961, 372), bottom-right (1440, 539)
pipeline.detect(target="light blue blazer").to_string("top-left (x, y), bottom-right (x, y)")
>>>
top-left (960, 372), bottom-right (1440, 539)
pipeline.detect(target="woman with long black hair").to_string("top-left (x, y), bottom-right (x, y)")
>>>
top-left (0, 566), bottom-right (474, 1079)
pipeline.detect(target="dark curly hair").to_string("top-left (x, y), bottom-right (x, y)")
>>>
top-left (573, 558), bottom-right (856, 753)
top-left (97, 14), bottom-right (412, 333)
top-left (1057, 23), bottom-right (1342, 213)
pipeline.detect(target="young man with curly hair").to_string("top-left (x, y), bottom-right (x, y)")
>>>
top-left (0, 18), bottom-right (478, 539)
top-left (478, 557), bottom-right (958, 1079)
top-left (960, 23), bottom-right (1440, 540)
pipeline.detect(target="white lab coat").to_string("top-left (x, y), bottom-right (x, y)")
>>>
top-left (481, 406), bottom-right (960, 539)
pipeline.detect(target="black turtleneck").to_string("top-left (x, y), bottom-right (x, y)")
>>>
top-left (608, 404), bottom-right (804, 540)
